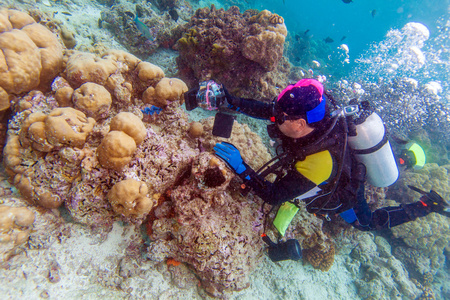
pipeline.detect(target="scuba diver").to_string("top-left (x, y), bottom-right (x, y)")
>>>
top-left (185, 78), bottom-right (450, 262)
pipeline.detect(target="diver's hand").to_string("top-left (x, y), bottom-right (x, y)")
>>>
top-left (213, 142), bottom-right (247, 175)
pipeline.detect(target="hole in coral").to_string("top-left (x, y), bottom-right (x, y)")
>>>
top-left (203, 166), bottom-right (226, 188)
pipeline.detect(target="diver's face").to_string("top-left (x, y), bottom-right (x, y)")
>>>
top-left (278, 117), bottom-right (314, 139)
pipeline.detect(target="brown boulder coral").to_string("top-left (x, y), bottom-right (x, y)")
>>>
top-left (107, 179), bottom-right (155, 217)
top-left (97, 111), bottom-right (147, 171)
top-left (72, 82), bottom-right (112, 120)
top-left (0, 9), bottom-right (63, 112)
top-left (0, 203), bottom-right (35, 263)
top-left (142, 77), bottom-right (188, 107)
top-left (65, 52), bottom-right (117, 89)
top-left (18, 107), bottom-right (96, 151)
top-left (109, 112), bottom-right (147, 145)
top-left (3, 107), bottom-right (95, 209)
top-left (63, 50), bottom-right (171, 107)
top-left (97, 131), bottom-right (137, 171)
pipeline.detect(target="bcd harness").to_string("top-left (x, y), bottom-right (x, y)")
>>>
top-left (252, 111), bottom-right (358, 236)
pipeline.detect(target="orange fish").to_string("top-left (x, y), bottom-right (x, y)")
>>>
top-left (167, 258), bottom-right (181, 267)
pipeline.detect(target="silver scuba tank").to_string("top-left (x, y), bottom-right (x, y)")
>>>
top-left (348, 112), bottom-right (399, 187)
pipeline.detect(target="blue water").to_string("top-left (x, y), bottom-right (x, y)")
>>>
top-left (242, 0), bottom-right (449, 60)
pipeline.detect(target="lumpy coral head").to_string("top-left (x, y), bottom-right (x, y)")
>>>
top-left (0, 9), bottom-right (63, 110)
top-left (0, 204), bottom-right (35, 262)
top-left (97, 131), bottom-right (137, 171)
top-left (143, 77), bottom-right (188, 107)
top-left (65, 52), bottom-right (117, 88)
top-left (109, 112), bottom-right (147, 145)
top-left (72, 82), bottom-right (112, 120)
top-left (136, 61), bottom-right (165, 85)
top-left (44, 107), bottom-right (96, 148)
top-left (107, 179), bottom-right (154, 217)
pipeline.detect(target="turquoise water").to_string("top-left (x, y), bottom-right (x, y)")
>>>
top-left (241, 0), bottom-right (449, 60)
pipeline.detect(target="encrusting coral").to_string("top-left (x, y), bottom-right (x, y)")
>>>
top-left (0, 203), bottom-right (35, 263)
top-left (19, 107), bottom-right (96, 151)
top-left (147, 152), bottom-right (265, 297)
top-left (176, 6), bottom-right (289, 99)
top-left (345, 233), bottom-right (421, 299)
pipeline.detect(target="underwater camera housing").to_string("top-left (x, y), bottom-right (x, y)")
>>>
top-left (184, 80), bottom-right (235, 138)
top-left (262, 234), bottom-right (302, 262)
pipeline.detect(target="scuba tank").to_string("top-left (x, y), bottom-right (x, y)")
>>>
top-left (347, 104), bottom-right (399, 187)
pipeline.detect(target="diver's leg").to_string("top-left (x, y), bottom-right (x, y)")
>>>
top-left (346, 201), bottom-right (431, 231)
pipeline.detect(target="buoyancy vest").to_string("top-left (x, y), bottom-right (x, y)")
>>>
top-left (271, 117), bottom-right (361, 214)
top-left (270, 116), bottom-right (367, 235)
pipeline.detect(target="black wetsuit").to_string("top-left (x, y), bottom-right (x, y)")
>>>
top-left (228, 97), bottom-right (431, 231)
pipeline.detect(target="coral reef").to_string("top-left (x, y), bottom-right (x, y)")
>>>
top-left (176, 5), bottom-right (289, 99)
top-left (100, 2), bottom-right (190, 59)
top-left (345, 233), bottom-right (421, 299)
top-left (63, 50), bottom-right (166, 107)
top-left (392, 211), bottom-right (449, 269)
top-left (147, 152), bottom-right (265, 296)
top-left (2, 48), bottom-right (187, 218)
top-left (109, 112), bottom-right (147, 145)
top-left (1, 17), bottom-right (279, 292)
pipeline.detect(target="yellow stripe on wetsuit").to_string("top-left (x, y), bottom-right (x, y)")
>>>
top-left (294, 150), bottom-right (333, 184)
top-left (273, 150), bottom-right (333, 236)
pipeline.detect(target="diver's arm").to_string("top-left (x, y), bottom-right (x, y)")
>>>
top-left (224, 88), bottom-right (273, 119)
top-left (227, 98), bottom-right (273, 119)
top-left (240, 168), bottom-right (317, 206)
